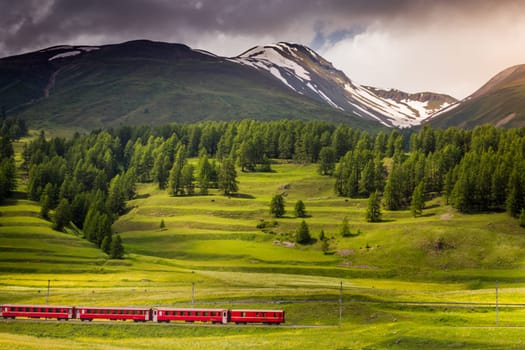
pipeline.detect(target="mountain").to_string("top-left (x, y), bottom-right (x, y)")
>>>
top-left (427, 64), bottom-right (525, 128)
top-left (232, 43), bottom-right (456, 127)
top-left (0, 39), bottom-right (453, 130)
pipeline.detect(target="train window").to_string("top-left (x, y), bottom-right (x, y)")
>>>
top-left (204, 312), bottom-right (208, 316)
top-left (263, 313), bottom-right (266, 317)
top-left (241, 312), bottom-right (246, 317)
top-left (196, 312), bottom-right (200, 316)
top-left (274, 313), bottom-right (277, 317)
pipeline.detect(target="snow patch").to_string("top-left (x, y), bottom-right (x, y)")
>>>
top-left (239, 45), bottom-right (311, 82)
top-left (78, 46), bottom-right (100, 52)
top-left (48, 50), bottom-right (82, 61)
top-left (194, 49), bottom-right (217, 57)
top-left (40, 45), bottom-right (74, 52)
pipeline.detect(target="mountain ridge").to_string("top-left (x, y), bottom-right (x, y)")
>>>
top-left (426, 64), bottom-right (525, 129)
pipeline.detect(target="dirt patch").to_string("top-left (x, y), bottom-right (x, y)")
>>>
top-left (440, 213), bottom-right (453, 220)
top-left (273, 240), bottom-right (295, 248)
top-left (336, 249), bottom-right (355, 257)
top-left (337, 261), bottom-right (377, 269)
top-left (496, 113), bottom-right (517, 127)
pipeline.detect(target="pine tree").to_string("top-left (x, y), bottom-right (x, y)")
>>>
top-left (197, 153), bottom-right (212, 195)
top-left (366, 190), bottom-right (382, 222)
top-left (110, 234), bottom-right (124, 259)
top-left (410, 182), bottom-right (425, 217)
top-left (296, 220), bottom-right (311, 244)
top-left (318, 146), bottom-right (336, 175)
top-left (52, 198), bottom-right (71, 232)
top-left (39, 183), bottom-right (55, 219)
top-left (339, 217), bottom-right (351, 237)
top-left (160, 219), bottom-right (166, 230)
top-left (218, 157), bottom-right (238, 195)
top-left (101, 234), bottom-right (112, 254)
top-left (319, 229), bottom-right (325, 241)
top-left (181, 163), bottom-right (195, 195)
top-left (294, 200), bottom-right (306, 218)
top-left (168, 144), bottom-right (187, 196)
top-left (270, 194), bottom-right (285, 218)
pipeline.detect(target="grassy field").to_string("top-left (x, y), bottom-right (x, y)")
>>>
top-left (1, 154), bottom-right (525, 349)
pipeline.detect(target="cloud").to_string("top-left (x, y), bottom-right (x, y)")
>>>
top-left (1, 0), bottom-right (524, 97)
top-left (319, 1), bottom-right (525, 98)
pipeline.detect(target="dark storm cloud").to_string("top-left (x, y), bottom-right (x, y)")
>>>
top-left (0, 0), bottom-right (518, 57)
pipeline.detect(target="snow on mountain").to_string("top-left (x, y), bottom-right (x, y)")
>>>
top-left (48, 50), bottom-right (82, 61)
top-left (230, 43), bottom-right (457, 127)
top-left (47, 46), bottom-right (100, 61)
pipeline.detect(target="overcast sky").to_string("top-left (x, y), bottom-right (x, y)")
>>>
top-left (1, 0), bottom-right (525, 99)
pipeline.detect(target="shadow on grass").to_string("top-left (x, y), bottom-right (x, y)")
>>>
top-left (227, 193), bottom-right (255, 199)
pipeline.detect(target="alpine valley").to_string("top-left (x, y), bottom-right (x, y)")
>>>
top-left (1, 39), bottom-right (459, 130)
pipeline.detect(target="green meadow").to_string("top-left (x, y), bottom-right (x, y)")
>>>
top-left (1, 155), bottom-right (525, 349)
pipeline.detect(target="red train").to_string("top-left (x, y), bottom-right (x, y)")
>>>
top-left (1, 304), bottom-right (285, 325)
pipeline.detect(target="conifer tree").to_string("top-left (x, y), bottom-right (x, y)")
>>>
top-left (410, 182), bottom-right (425, 217)
top-left (296, 220), bottom-right (311, 244)
top-left (197, 153), bottom-right (212, 195)
top-left (101, 234), bottom-right (112, 254)
top-left (366, 190), bottom-right (382, 222)
top-left (270, 194), bottom-right (285, 218)
top-left (339, 217), bottom-right (351, 237)
top-left (294, 200), bottom-right (306, 218)
top-left (218, 157), bottom-right (238, 195)
top-left (168, 144), bottom-right (187, 196)
top-left (52, 198), bottom-right (71, 232)
top-left (110, 234), bottom-right (124, 259)
top-left (319, 229), bottom-right (325, 241)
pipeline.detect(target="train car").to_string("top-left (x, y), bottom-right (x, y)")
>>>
top-left (230, 309), bottom-right (284, 325)
top-left (76, 306), bottom-right (151, 322)
top-left (152, 307), bottom-right (228, 324)
top-left (1, 304), bottom-right (74, 320)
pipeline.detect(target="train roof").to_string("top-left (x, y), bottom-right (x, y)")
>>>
top-left (153, 307), bottom-right (228, 311)
top-left (231, 309), bottom-right (284, 312)
top-left (76, 306), bottom-right (151, 310)
top-left (2, 304), bottom-right (73, 308)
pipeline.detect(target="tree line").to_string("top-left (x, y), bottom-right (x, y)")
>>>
top-left (24, 120), bottom-right (525, 255)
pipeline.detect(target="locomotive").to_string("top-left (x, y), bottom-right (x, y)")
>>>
top-left (1, 304), bottom-right (285, 325)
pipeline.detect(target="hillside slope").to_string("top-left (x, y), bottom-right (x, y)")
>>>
top-left (427, 64), bottom-right (525, 128)
top-left (0, 40), bottom-right (381, 130)
top-left (0, 40), bottom-right (459, 130)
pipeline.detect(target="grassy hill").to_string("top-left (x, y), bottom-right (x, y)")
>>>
top-left (2, 148), bottom-right (525, 348)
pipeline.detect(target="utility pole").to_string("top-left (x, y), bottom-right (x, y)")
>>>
top-left (46, 280), bottom-right (50, 305)
top-left (192, 282), bottom-right (195, 306)
top-left (339, 281), bottom-right (343, 325)
top-left (496, 281), bottom-right (499, 327)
